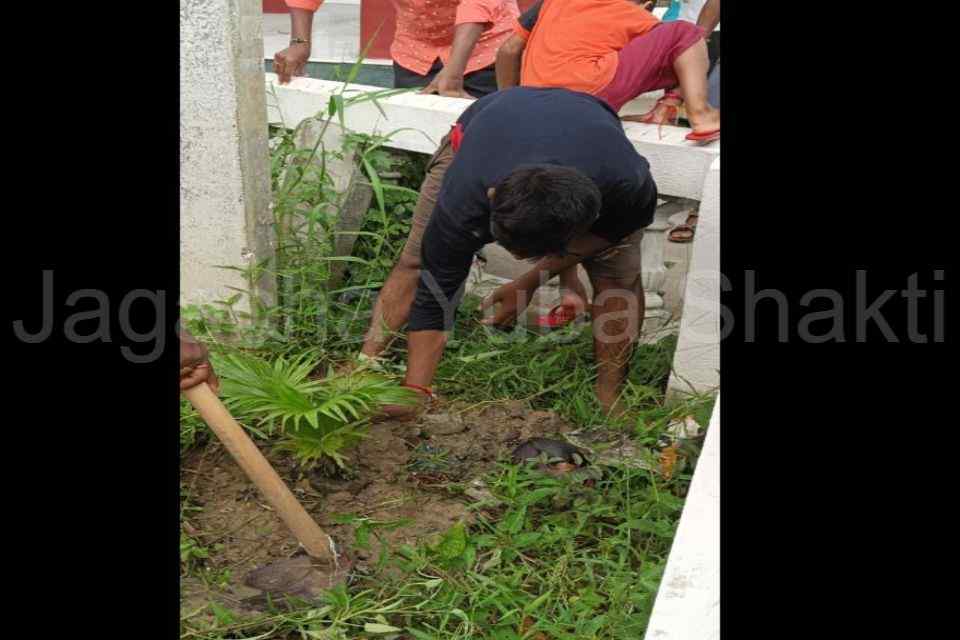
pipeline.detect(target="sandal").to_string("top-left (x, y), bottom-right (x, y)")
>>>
top-left (685, 128), bottom-right (720, 144)
top-left (621, 91), bottom-right (683, 139)
top-left (668, 213), bottom-right (699, 243)
top-left (636, 91), bottom-right (683, 126)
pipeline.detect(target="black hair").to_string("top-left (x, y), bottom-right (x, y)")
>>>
top-left (489, 165), bottom-right (601, 259)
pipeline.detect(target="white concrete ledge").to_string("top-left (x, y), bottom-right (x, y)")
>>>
top-left (668, 157), bottom-right (720, 397)
top-left (644, 395), bottom-right (720, 640)
top-left (265, 75), bottom-right (718, 200)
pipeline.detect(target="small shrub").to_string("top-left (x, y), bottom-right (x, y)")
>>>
top-left (214, 349), bottom-right (417, 470)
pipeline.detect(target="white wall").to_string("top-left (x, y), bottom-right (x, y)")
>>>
top-left (667, 157), bottom-right (720, 397)
top-left (644, 395), bottom-right (720, 640)
top-left (181, 0), bottom-right (275, 312)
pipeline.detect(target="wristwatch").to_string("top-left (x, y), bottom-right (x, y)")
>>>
top-left (290, 37), bottom-right (310, 46)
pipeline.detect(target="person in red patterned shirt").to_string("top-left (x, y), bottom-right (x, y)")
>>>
top-left (275, 0), bottom-right (519, 98)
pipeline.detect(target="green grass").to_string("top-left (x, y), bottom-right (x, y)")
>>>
top-left (181, 458), bottom-right (695, 640)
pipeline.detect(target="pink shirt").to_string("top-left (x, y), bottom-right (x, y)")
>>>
top-left (286, 0), bottom-right (519, 75)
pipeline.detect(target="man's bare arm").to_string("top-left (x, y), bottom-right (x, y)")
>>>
top-left (496, 34), bottom-right (527, 89)
top-left (479, 233), bottom-right (614, 326)
top-left (697, 0), bottom-right (720, 34)
top-left (274, 8), bottom-right (315, 84)
top-left (422, 23), bottom-right (485, 98)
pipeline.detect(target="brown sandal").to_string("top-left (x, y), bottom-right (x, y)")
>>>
top-left (668, 213), bottom-right (699, 243)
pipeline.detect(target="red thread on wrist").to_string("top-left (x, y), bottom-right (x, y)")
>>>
top-left (403, 383), bottom-right (434, 399)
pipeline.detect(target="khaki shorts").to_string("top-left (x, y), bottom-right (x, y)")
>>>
top-left (400, 133), bottom-right (644, 284)
top-left (400, 133), bottom-right (456, 262)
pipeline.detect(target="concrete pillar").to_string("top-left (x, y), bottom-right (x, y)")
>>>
top-left (180, 0), bottom-right (275, 314)
top-left (644, 395), bottom-right (720, 640)
top-left (668, 158), bottom-right (720, 397)
top-left (290, 119), bottom-right (373, 287)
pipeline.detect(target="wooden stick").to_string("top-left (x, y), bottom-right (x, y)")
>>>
top-left (183, 383), bottom-right (335, 564)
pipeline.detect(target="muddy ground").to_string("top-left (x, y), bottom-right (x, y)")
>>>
top-left (180, 400), bottom-right (579, 617)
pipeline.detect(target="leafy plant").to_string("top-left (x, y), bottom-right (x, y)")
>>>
top-left (214, 349), bottom-right (417, 469)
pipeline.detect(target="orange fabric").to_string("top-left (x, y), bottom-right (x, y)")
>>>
top-left (520, 0), bottom-right (660, 95)
top-left (285, 0), bottom-right (518, 76)
top-left (285, 0), bottom-right (322, 10)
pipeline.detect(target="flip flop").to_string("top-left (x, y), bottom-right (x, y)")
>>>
top-left (534, 304), bottom-right (582, 329)
top-left (685, 128), bottom-right (720, 144)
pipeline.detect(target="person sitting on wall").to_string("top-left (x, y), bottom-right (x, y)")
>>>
top-left (352, 87), bottom-right (657, 418)
top-left (495, 0), bottom-right (719, 141)
top-left (493, 0), bottom-right (720, 316)
top-left (274, 0), bottom-right (521, 99)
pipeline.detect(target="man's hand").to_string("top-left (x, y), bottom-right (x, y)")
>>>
top-left (421, 69), bottom-right (475, 99)
top-left (180, 330), bottom-right (220, 393)
top-left (274, 43), bottom-right (310, 84)
top-left (274, 7), bottom-right (315, 85)
top-left (479, 279), bottom-right (539, 326)
top-left (422, 22), bottom-right (484, 99)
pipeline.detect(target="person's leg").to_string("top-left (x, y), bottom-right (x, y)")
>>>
top-left (596, 22), bottom-right (703, 113)
top-left (671, 38), bottom-right (720, 134)
top-left (360, 133), bottom-right (455, 358)
top-left (588, 272), bottom-right (644, 414)
top-left (462, 64), bottom-right (500, 98)
top-left (582, 229), bottom-right (646, 414)
top-left (597, 22), bottom-right (717, 133)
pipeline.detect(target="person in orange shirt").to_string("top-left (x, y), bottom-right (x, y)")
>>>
top-left (274, 0), bottom-right (519, 99)
top-left (496, 0), bottom-right (719, 140)
top-left (493, 0), bottom-right (718, 328)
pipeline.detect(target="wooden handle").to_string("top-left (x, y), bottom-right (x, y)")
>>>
top-left (183, 382), bottom-right (334, 563)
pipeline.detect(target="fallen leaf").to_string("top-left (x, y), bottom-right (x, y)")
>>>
top-left (659, 443), bottom-right (679, 479)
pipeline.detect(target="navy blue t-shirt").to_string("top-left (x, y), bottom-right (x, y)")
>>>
top-left (408, 87), bottom-right (657, 332)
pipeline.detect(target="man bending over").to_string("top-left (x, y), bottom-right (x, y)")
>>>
top-left (357, 87), bottom-right (658, 417)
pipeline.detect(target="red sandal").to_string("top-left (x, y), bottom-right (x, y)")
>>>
top-left (622, 91), bottom-right (683, 139)
top-left (637, 91), bottom-right (683, 126)
top-left (685, 128), bottom-right (720, 144)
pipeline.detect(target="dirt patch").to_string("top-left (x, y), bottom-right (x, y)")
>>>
top-left (180, 400), bottom-right (575, 617)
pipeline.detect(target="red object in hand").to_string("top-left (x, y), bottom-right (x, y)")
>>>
top-left (450, 123), bottom-right (464, 153)
top-left (535, 304), bottom-right (579, 329)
